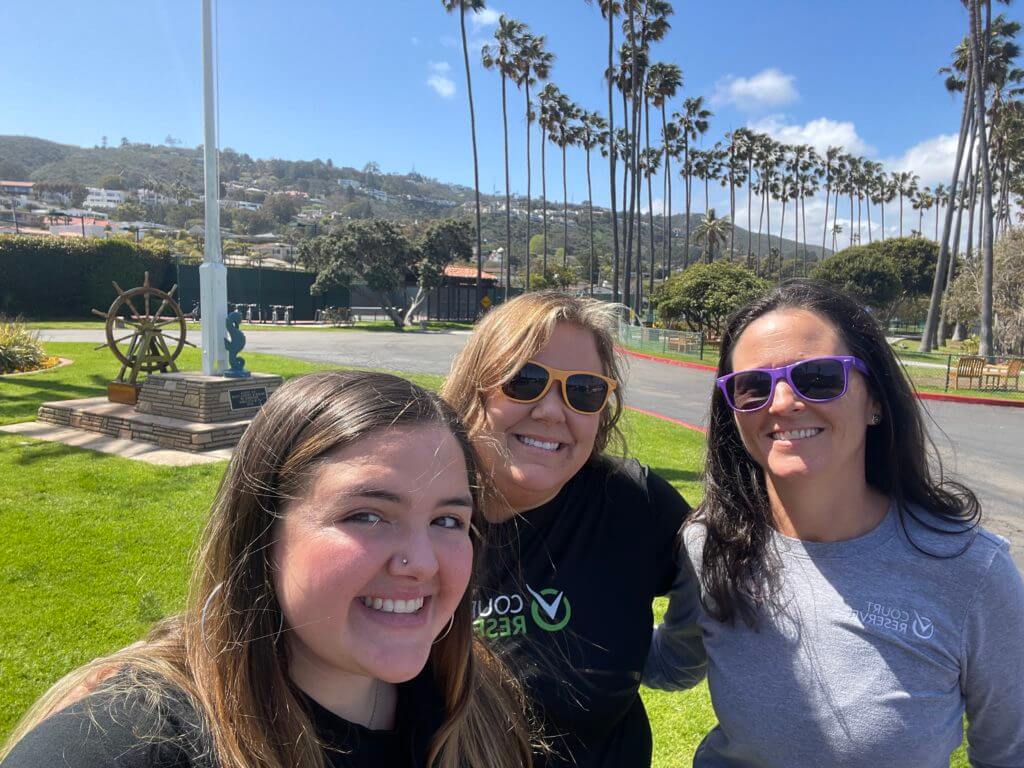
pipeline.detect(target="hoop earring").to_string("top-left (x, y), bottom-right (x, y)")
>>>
top-left (200, 582), bottom-right (224, 654)
top-left (433, 615), bottom-right (456, 645)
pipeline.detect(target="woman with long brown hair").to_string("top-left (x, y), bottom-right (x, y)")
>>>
top-left (1, 371), bottom-right (532, 768)
top-left (442, 291), bottom-right (705, 768)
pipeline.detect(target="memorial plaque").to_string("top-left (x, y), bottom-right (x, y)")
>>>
top-left (229, 387), bottom-right (268, 411)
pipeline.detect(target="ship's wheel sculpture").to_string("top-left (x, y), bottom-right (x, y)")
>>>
top-left (92, 272), bottom-right (195, 402)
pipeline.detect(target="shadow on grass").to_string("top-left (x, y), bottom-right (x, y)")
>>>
top-left (9, 439), bottom-right (88, 467)
top-left (648, 466), bottom-right (702, 485)
top-left (0, 374), bottom-right (109, 421)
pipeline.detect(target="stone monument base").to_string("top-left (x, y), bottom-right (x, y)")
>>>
top-left (37, 372), bottom-right (283, 454)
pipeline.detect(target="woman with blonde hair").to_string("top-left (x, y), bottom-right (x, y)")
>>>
top-left (442, 291), bottom-right (705, 768)
top-left (1, 371), bottom-right (532, 768)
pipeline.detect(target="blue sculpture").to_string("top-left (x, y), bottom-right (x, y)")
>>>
top-left (224, 311), bottom-right (251, 378)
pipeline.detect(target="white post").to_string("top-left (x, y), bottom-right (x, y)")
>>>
top-left (200, 0), bottom-right (228, 375)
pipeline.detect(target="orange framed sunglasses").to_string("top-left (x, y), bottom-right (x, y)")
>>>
top-left (501, 361), bottom-right (618, 414)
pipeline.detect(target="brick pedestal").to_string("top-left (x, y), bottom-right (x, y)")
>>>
top-left (37, 372), bottom-right (283, 454)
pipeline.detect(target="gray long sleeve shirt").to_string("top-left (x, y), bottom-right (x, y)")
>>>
top-left (647, 503), bottom-right (1024, 767)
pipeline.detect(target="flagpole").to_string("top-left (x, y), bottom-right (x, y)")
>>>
top-left (200, 0), bottom-right (228, 375)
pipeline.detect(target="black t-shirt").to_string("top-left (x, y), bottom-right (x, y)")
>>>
top-left (1, 669), bottom-right (445, 768)
top-left (474, 456), bottom-right (689, 768)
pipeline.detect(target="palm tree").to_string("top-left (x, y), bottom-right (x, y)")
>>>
top-left (515, 32), bottom-right (554, 292)
top-left (646, 62), bottom-right (682, 275)
top-left (553, 95), bottom-right (581, 268)
top-left (873, 168), bottom-right (896, 242)
top-left (441, 0), bottom-right (487, 306)
top-left (859, 160), bottom-right (882, 243)
top-left (579, 110), bottom-right (607, 293)
top-left (589, 0), bottom-right (623, 301)
top-left (538, 82), bottom-right (562, 273)
top-left (892, 170), bottom-right (919, 238)
top-left (820, 146), bottom-right (842, 254)
top-left (724, 129), bottom-right (752, 261)
top-left (482, 15), bottom-right (527, 297)
top-left (673, 96), bottom-right (712, 267)
top-left (693, 208), bottom-right (732, 263)
top-left (638, 145), bottom-right (661, 302)
top-left (913, 186), bottom-right (934, 237)
top-left (932, 182), bottom-right (949, 241)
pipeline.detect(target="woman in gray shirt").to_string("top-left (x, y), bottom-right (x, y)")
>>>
top-left (647, 281), bottom-right (1024, 767)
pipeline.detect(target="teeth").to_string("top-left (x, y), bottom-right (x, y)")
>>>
top-left (519, 435), bottom-right (560, 451)
top-left (361, 596), bottom-right (425, 614)
top-left (771, 428), bottom-right (821, 441)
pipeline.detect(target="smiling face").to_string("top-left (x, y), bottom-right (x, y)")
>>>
top-left (729, 308), bottom-right (878, 488)
top-left (479, 322), bottom-right (605, 513)
top-left (272, 425), bottom-right (474, 688)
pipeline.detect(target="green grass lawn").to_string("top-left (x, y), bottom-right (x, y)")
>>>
top-left (0, 344), bottom-right (969, 765)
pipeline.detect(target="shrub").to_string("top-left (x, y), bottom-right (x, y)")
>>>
top-left (0, 315), bottom-right (46, 374)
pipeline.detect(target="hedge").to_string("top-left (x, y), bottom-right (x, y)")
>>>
top-left (0, 236), bottom-right (176, 318)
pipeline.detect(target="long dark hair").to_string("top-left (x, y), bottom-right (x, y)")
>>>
top-left (700, 281), bottom-right (980, 627)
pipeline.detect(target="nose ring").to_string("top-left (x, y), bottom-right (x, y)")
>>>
top-left (401, 556), bottom-right (409, 566)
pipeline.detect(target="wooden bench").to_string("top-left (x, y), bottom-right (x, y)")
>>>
top-left (982, 358), bottom-right (1022, 391)
top-left (950, 356), bottom-right (985, 390)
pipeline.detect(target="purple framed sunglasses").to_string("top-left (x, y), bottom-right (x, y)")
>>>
top-left (716, 355), bottom-right (871, 413)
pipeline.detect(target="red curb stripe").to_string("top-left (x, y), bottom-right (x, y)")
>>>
top-left (619, 346), bottom-right (1024, 410)
top-left (616, 346), bottom-right (717, 372)
top-left (626, 406), bottom-right (707, 434)
top-left (916, 391), bottom-right (1024, 408)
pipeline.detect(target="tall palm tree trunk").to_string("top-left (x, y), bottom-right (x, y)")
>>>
top-left (661, 103), bottom-right (672, 276)
top-left (458, 4), bottom-right (484, 308)
top-left (501, 72), bottom-right (512, 298)
top-left (971, 0), bottom-right (995, 358)
top-left (562, 143), bottom-right (569, 267)
top-left (524, 82), bottom-right (533, 291)
top-left (541, 124), bottom-right (548, 273)
top-left (683, 138), bottom-right (691, 268)
top-left (645, 98), bottom-right (656, 303)
top-left (586, 146), bottom-right (596, 294)
top-left (607, 8), bottom-right (620, 302)
top-left (822, 178), bottom-right (831, 253)
top-left (747, 154), bottom-right (753, 264)
top-left (921, 67), bottom-right (975, 351)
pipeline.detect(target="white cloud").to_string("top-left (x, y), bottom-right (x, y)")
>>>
top-left (427, 74), bottom-right (456, 98)
top-left (748, 115), bottom-right (875, 155)
top-left (429, 61), bottom-right (451, 73)
top-left (470, 7), bottom-right (502, 29)
top-left (411, 36), bottom-right (420, 46)
top-left (713, 68), bottom-right (799, 111)
top-left (883, 133), bottom-right (959, 187)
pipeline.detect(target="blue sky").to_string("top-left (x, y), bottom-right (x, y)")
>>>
top-left (4, 0), bottom-right (1021, 235)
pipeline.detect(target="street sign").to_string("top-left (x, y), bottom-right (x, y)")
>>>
top-left (481, 295), bottom-right (492, 309)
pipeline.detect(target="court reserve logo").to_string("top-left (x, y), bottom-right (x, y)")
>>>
top-left (526, 584), bottom-right (572, 632)
top-left (472, 585), bottom-right (572, 637)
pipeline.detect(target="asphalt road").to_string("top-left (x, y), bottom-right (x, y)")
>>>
top-left (43, 328), bottom-right (1024, 568)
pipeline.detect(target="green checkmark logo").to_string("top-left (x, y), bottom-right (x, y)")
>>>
top-left (527, 585), bottom-right (572, 632)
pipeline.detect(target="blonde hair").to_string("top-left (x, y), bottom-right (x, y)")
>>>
top-left (442, 291), bottom-right (625, 458)
top-left (2, 371), bottom-right (532, 768)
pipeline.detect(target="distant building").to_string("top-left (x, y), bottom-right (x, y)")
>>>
top-left (252, 241), bottom-right (297, 262)
top-left (1, 180), bottom-right (33, 202)
top-left (84, 187), bottom-right (127, 209)
top-left (338, 178), bottom-right (362, 190)
top-left (222, 199), bottom-right (263, 211)
top-left (136, 188), bottom-right (177, 206)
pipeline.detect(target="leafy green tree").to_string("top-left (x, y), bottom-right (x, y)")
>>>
top-left (405, 219), bottom-right (473, 324)
top-left (811, 245), bottom-right (901, 316)
top-left (693, 208), bottom-right (732, 263)
top-left (872, 237), bottom-right (938, 298)
top-left (111, 200), bottom-right (147, 221)
top-left (264, 193), bottom-right (299, 224)
top-left (653, 262), bottom-right (769, 335)
top-left (301, 220), bottom-right (416, 328)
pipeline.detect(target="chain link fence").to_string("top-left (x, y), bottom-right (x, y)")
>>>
top-left (617, 322), bottom-right (708, 359)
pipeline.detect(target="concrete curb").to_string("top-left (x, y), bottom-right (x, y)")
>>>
top-left (619, 347), bottom-right (1024, 409)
